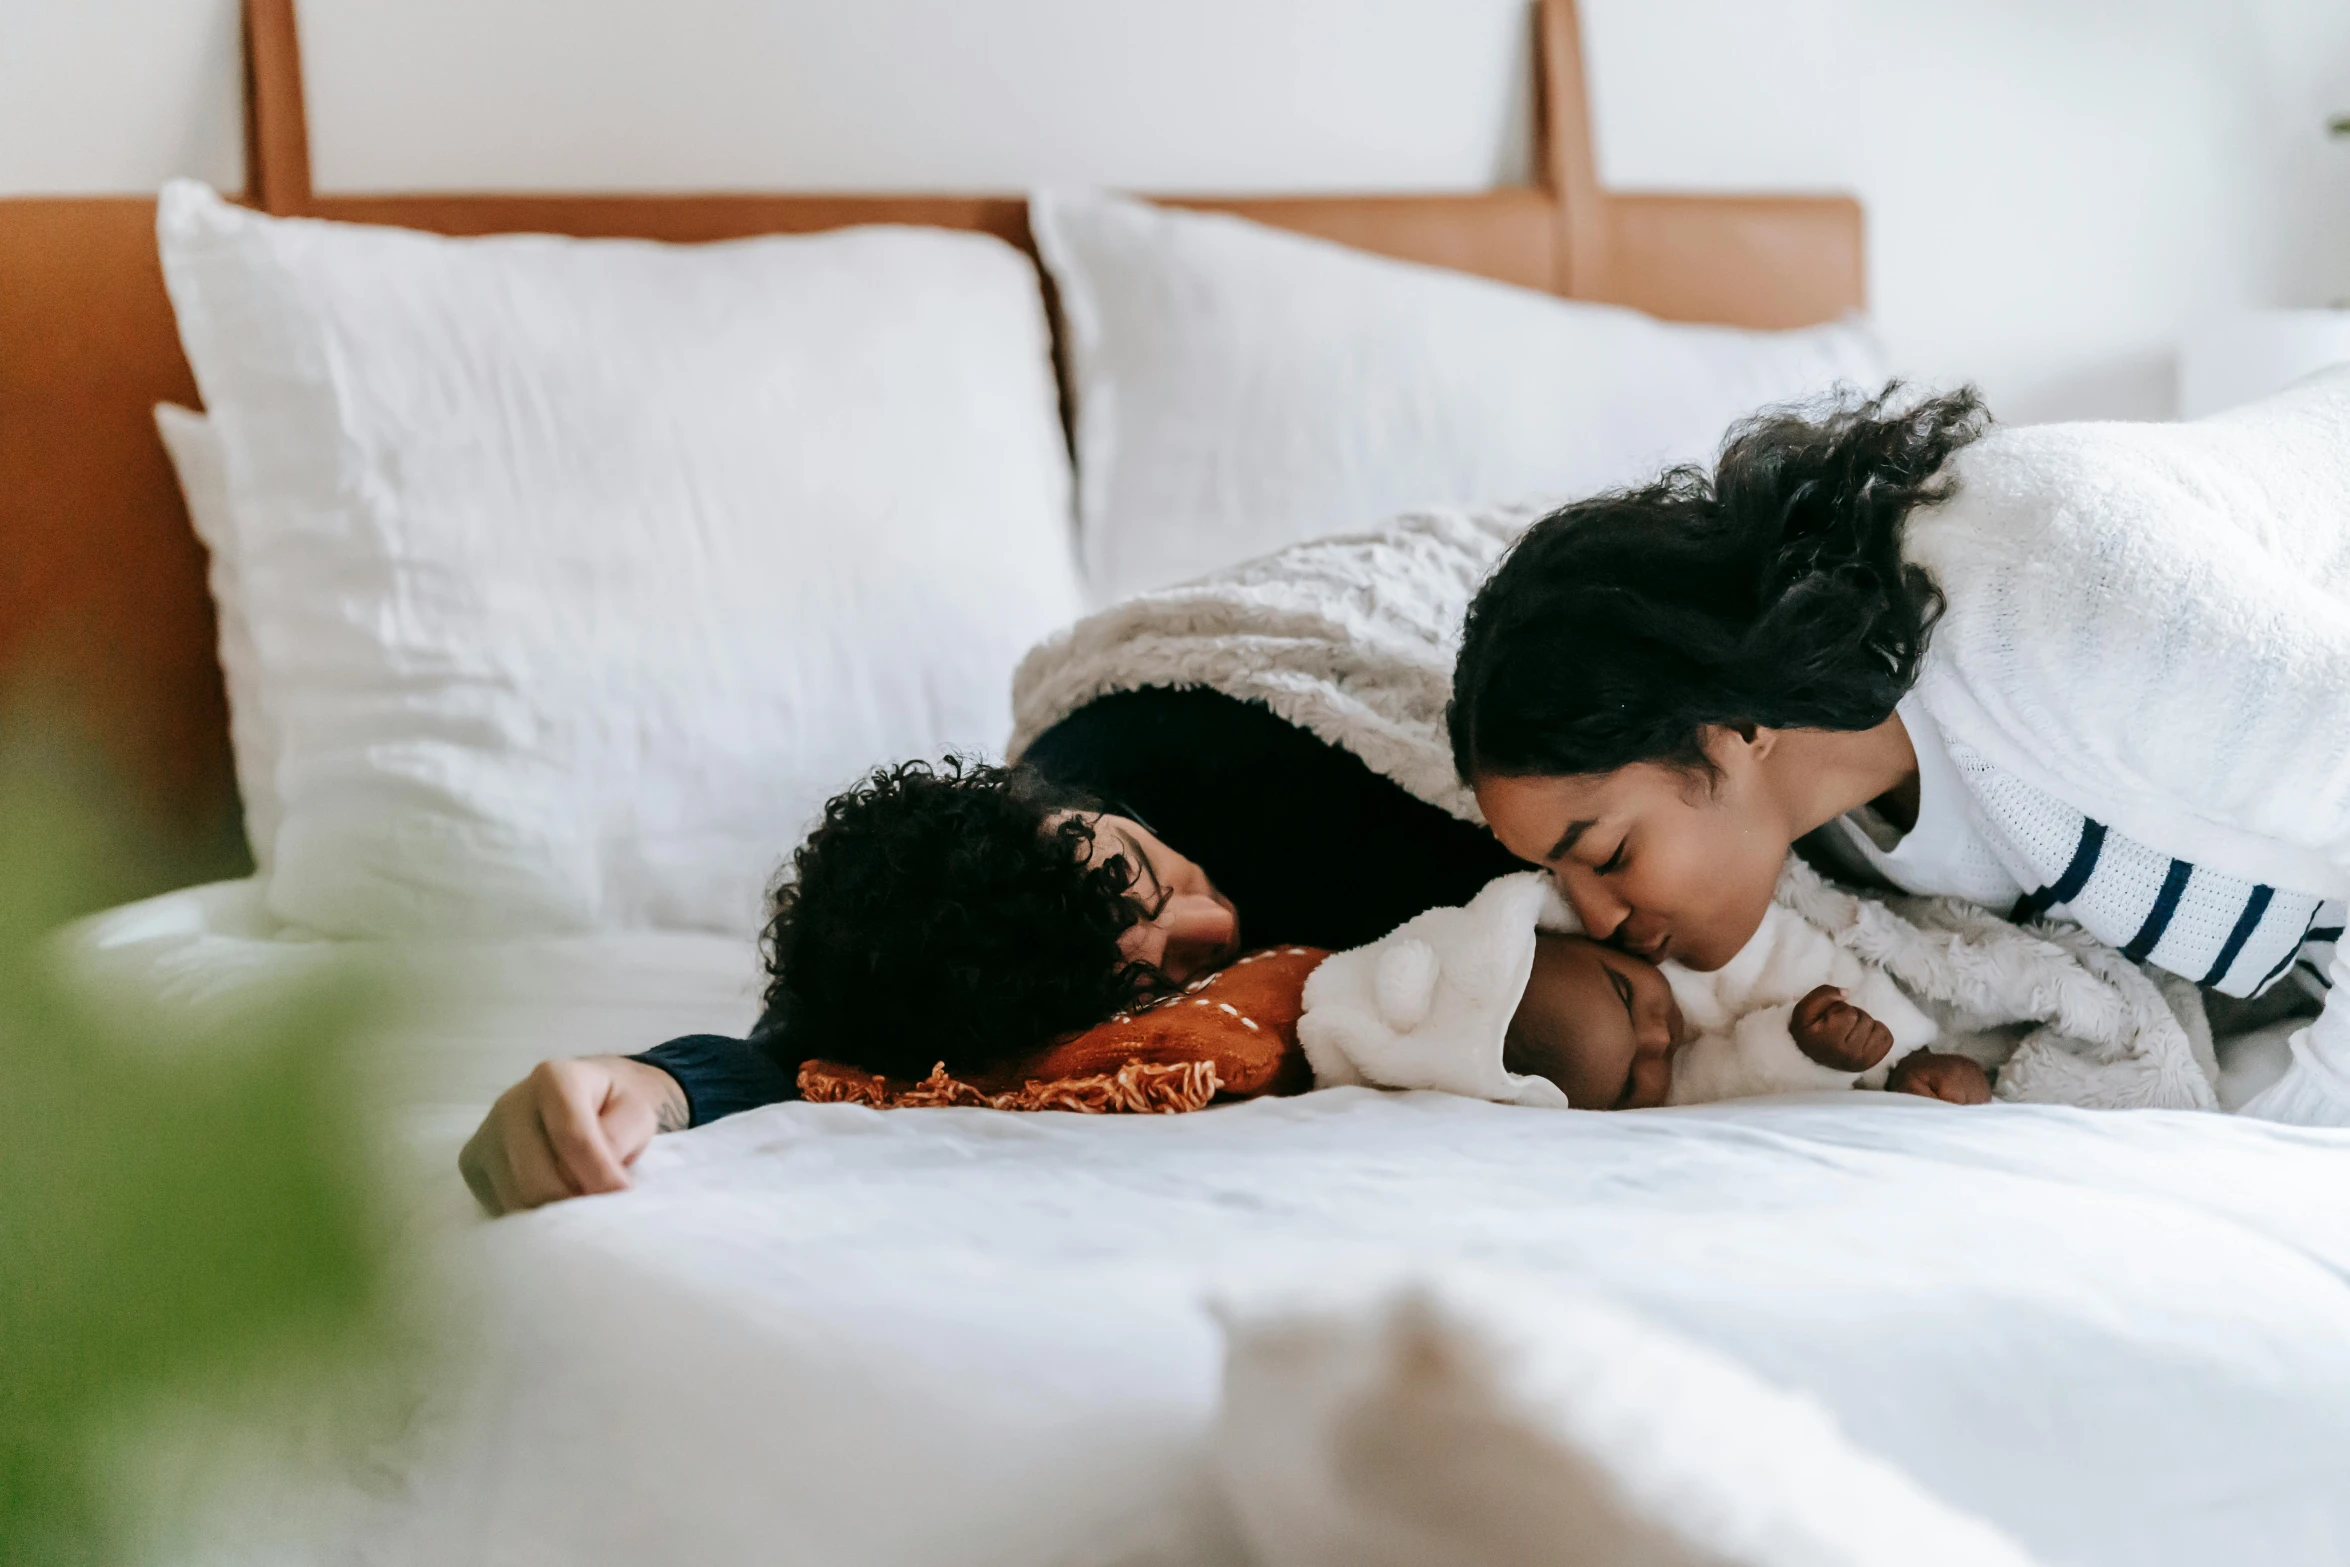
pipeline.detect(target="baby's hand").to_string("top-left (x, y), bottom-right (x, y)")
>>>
top-left (1885, 1050), bottom-right (1993, 1105)
top-left (1790, 985), bottom-right (1894, 1073)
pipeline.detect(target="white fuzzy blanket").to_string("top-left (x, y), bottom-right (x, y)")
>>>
top-left (1010, 508), bottom-right (2216, 1112)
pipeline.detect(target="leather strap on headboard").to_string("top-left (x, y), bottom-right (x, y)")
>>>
top-left (1537, 0), bottom-right (1610, 297)
top-left (243, 0), bottom-right (313, 216)
top-left (1536, 0), bottom-right (1863, 325)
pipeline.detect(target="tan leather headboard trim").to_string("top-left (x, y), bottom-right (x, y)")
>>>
top-left (0, 198), bottom-right (234, 865)
top-left (242, 0), bottom-right (312, 218)
top-left (1532, 0), bottom-right (1862, 326)
top-left (0, 0), bottom-right (1864, 891)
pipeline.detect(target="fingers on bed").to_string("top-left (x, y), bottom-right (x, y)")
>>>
top-left (537, 1063), bottom-right (633, 1197)
top-left (494, 1106), bottom-right (571, 1208)
top-left (459, 1131), bottom-right (505, 1215)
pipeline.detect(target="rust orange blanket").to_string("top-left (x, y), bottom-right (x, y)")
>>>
top-left (799, 945), bottom-right (1326, 1114)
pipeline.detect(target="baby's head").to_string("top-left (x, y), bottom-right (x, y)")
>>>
top-left (1296, 872), bottom-right (1694, 1111)
top-left (1505, 934), bottom-right (1688, 1110)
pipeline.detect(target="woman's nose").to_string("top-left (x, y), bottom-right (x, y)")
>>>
top-left (1553, 865), bottom-right (1629, 942)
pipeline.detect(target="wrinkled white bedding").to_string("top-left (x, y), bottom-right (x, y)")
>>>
top-left (417, 1094), bottom-right (2350, 1567)
top-left (70, 879), bottom-right (763, 1153)
top-left (76, 883), bottom-right (2350, 1567)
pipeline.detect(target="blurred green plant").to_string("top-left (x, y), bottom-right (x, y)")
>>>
top-left (0, 719), bottom-right (394, 1567)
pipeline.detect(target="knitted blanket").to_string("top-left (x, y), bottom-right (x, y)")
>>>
top-left (1010, 506), bottom-right (2216, 1112)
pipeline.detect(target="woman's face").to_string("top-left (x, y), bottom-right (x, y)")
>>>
top-left (1473, 729), bottom-right (1791, 971)
top-left (1071, 813), bottom-right (1241, 984)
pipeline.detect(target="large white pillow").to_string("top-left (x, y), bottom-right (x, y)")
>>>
top-left (155, 402), bottom-right (281, 872)
top-left (157, 181), bottom-right (1081, 938)
top-left (1031, 188), bottom-right (1888, 601)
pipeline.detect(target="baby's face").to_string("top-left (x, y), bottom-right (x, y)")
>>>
top-left (1504, 934), bottom-right (1689, 1110)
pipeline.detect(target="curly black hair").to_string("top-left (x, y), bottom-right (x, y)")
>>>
top-left (1447, 382), bottom-right (1990, 781)
top-left (756, 757), bottom-right (1165, 1082)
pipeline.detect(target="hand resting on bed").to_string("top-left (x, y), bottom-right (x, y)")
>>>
top-left (460, 1055), bottom-right (688, 1215)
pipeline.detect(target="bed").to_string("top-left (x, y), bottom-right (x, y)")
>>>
top-left (64, 881), bottom-right (2350, 1567)
top-left (12, 4), bottom-right (2350, 1564)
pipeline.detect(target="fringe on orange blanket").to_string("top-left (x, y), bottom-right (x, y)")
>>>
top-left (798, 1058), bottom-right (1221, 1114)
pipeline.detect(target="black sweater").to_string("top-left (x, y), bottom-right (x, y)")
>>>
top-left (634, 687), bottom-right (1525, 1125)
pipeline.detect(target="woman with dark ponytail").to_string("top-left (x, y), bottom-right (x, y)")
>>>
top-left (1450, 375), bottom-right (2350, 1127)
top-left (1452, 387), bottom-right (1972, 782)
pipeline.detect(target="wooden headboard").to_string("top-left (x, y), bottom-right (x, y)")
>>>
top-left (0, 0), bottom-right (1863, 892)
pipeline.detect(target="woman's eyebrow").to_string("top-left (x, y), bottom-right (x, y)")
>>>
top-left (1548, 820), bottom-right (1598, 862)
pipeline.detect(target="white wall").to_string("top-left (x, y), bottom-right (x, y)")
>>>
top-left (1582, 0), bottom-right (2350, 421)
top-left (0, 0), bottom-right (247, 195)
top-left (5, 0), bottom-right (2347, 422)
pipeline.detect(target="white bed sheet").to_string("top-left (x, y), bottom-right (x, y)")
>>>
top-left (75, 882), bottom-right (2350, 1567)
top-left (70, 878), bottom-right (765, 1152)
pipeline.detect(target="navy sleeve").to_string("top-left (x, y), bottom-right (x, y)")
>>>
top-left (630, 1033), bottom-right (798, 1127)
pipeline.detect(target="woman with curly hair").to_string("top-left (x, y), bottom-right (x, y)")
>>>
top-left (462, 686), bottom-right (1522, 1213)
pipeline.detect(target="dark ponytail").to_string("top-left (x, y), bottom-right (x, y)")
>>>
top-left (1448, 383), bottom-right (1988, 781)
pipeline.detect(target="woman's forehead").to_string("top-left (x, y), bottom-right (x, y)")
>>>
top-left (1479, 768), bottom-right (1674, 820)
top-left (1477, 768), bottom-right (1702, 858)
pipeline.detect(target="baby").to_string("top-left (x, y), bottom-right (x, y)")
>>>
top-left (1298, 871), bottom-right (1990, 1110)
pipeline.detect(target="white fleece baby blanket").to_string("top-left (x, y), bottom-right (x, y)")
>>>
top-left (1662, 896), bottom-right (1942, 1103)
top-left (1010, 505), bottom-right (2216, 1112)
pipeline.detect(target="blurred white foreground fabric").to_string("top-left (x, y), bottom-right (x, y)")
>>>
top-left (406, 1093), bottom-right (2348, 1567)
top-left (1217, 1272), bottom-right (2035, 1567)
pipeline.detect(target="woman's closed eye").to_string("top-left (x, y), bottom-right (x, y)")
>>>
top-left (1596, 840), bottom-right (1628, 876)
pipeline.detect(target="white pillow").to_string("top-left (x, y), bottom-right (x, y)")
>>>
top-left (1031, 188), bottom-right (1888, 602)
top-left (155, 402), bottom-right (281, 872)
top-left (157, 181), bottom-right (1081, 938)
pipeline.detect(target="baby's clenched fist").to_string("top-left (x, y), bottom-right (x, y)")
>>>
top-left (1790, 985), bottom-right (1895, 1074)
top-left (1886, 1050), bottom-right (1993, 1105)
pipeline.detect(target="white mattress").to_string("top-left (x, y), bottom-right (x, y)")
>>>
top-left (70, 878), bottom-right (765, 1156)
top-left (76, 882), bottom-right (2350, 1567)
